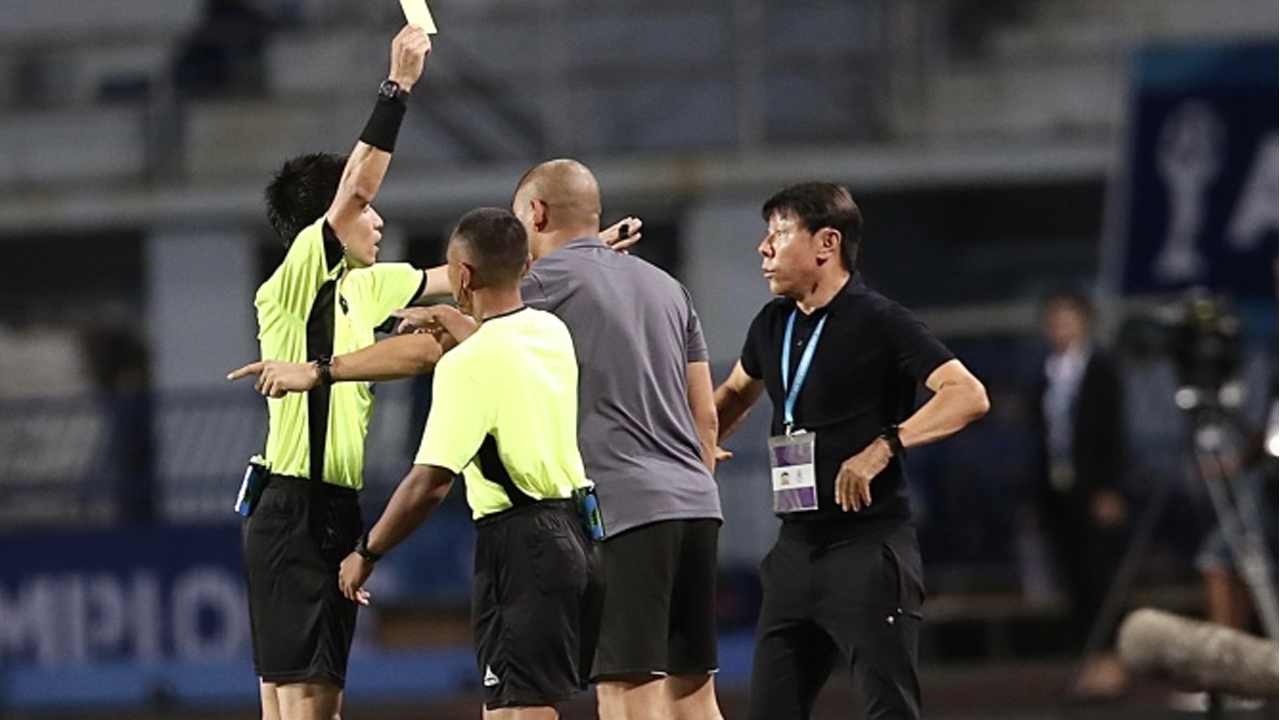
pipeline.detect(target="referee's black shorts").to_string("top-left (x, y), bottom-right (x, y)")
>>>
top-left (242, 475), bottom-right (363, 687)
top-left (593, 518), bottom-right (722, 679)
top-left (473, 499), bottom-right (605, 709)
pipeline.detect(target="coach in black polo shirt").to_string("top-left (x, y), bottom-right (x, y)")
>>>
top-left (715, 182), bottom-right (989, 720)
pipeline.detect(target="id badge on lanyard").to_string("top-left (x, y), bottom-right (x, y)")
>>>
top-left (767, 308), bottom-right (828, 514)
top-left (769, 430), bottom-right (818, 512)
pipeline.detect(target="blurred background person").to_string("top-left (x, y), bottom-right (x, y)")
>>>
top-left (1029, 291), bottom-right (1130, 701)
top-left (172, 0), bottom-right (280, 98)
top-left (1191, 321), bottom-right (1278, 636)
top-left (79, 315), bottom-right (155, 525)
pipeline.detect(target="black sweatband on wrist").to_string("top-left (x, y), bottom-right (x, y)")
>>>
top-left (359, 97), bottom-right (408, 153)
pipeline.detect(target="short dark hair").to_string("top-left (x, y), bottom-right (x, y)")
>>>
top-left (450, 207), bottom-right (529, 289)
top-left (264, 152), bottom-right (346, 245)
top-left (762, 182), bottom-right (863, 271)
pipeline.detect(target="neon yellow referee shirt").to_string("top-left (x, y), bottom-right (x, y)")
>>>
top-left (255, 218), bottom-right (424, 489)
top-left (414, 306), bottom-right (590, 519)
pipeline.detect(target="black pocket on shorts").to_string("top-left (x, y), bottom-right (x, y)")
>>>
top-left (243, 490), bottom-right (297, 569)
top-left (527, 526), bottom-right (587, 596)
top-left (314, 496), bottom-right (360, 561)
top-left (251, 486), bottom-right (294, 520)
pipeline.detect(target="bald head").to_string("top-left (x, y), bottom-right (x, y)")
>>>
top-left (515, 159), bottom-right (601, 218)
top-left (512, 160), bottom-right (602, 257)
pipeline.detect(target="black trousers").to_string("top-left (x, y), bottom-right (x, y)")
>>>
top-left (748, 524), bottom-right (924, 720)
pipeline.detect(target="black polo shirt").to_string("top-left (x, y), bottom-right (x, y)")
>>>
top-left (740, 274), bottom-right (953, 537)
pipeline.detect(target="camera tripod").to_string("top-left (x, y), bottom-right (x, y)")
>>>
top-left (1062, 391), bottom-right (1276, 714)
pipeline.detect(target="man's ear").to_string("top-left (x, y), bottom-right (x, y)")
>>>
top-left (531, 199), bottom-right (550, 233)
top-left (458, 262), bottom-right (473, 293)
top-left (815, 227), bottom-right (842, 261)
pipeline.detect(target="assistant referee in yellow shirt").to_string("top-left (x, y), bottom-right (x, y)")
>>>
top-left (338, 207), bottom-right (605, 718)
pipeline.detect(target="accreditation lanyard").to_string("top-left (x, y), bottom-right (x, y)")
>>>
top-left (781, 308), bottom-right (828, 432)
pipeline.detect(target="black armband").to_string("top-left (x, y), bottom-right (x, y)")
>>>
top-left (359, 81), bottom-right (409, 153)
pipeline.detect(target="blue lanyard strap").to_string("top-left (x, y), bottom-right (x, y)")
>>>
top-left (781, 308), bottom-right (828, 429)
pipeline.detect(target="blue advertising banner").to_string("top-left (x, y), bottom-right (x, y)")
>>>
top-left (0, 517), bottom-right (475, 671)
top-left (0, 524), bottom-right (247, 668)
top-left (1106, 41), bottom-right (1277, 301)
top-left (0, 519), bottom-right (474, 711)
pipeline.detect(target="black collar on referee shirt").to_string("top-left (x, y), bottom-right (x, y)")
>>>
top-left (481, 305), bottom-right (529, 322)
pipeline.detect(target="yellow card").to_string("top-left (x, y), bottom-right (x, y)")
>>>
top-left (399, 0), bottom-right (438, 34)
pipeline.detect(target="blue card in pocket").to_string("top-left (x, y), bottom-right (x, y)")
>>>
top-left (235, 456), bottom-right (271, 517)
top-left (572, 484), bottom-right (606, 542)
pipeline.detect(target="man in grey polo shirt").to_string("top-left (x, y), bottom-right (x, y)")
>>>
top-left (513, 159), bottom-right (725, 720)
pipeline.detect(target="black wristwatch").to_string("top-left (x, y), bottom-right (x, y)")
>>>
top-left (313, 356), bottom-right (334, 386)
top-left (354, 532), bottom-right (383, 563)
top-left (378, 79), bottom-right (410, 103)
top-left (881, 424), bottom-right (904, 457)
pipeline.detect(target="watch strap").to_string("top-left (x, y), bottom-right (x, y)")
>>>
top-left (355, 532), bottom-right (383, 563)
top-left (881, 424), bottom-right (905, 457)
top-left (379, 79), bottom-right (410, 103)
top-left (314, 356), bottom-right (334, 386)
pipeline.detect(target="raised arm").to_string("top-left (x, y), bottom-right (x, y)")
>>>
top-left (324, 25), bottom-right (430, 240)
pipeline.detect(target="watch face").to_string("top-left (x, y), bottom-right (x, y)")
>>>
top-left (379, 80), bottom-right (400, 99)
